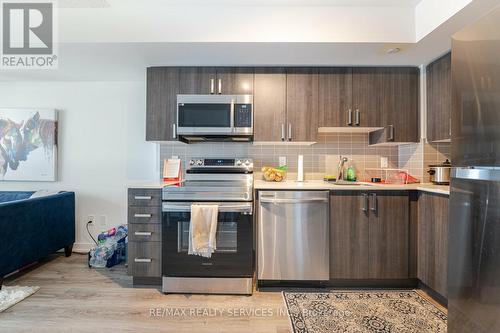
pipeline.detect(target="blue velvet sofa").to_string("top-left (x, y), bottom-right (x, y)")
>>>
top-left (0, 191), bottom-right (75, 289)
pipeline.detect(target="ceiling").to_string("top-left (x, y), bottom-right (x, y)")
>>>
top-left (1, 0), bottom-right (498, 81)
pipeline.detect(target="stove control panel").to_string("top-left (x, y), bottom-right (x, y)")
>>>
top-left (188, 158), bottom-right (253, 169)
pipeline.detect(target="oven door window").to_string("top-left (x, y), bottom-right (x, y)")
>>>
top-left (178, 103), bottom-right (231, 127)
top-left (178, 221), bottom-right (237, 253)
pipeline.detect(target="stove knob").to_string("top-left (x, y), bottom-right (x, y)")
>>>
top-left (196, 159), bottom-right (203, 166)
top-left (236, 160), bottom-right (242, 166)
top-left (244, 159), bottom-right (251, 166)
top-left (189, 160), bottom-right (195, 166)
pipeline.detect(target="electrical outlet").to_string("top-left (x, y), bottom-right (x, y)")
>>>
top-left (279, 156), bottom-right (287, 167)
top-left (99, 215), bottom-right (107, 227)
top-left (380, 156), bottom-right (389, 168)
top-left (87, 215), bottom-right (95, 224)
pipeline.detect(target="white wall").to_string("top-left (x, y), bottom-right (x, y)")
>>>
top-left (0, 81), bottom-right (158, 252)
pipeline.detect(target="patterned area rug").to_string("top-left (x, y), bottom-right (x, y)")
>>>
top-left (283, 290), bottom-right (447, 333)
top-left (0, 286), bottom-right (40, 312)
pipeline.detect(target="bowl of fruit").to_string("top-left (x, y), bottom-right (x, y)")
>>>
top-left (262, 166), bottom-right (287, 182)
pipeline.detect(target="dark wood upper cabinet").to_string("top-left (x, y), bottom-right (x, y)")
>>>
top-left (352, 67), bottom-right (384, 127)
top-left (418, 192), bottom-right (449, 298)
top-left (318, 68), bottom-right (353, 127)
top-left (146, 67), bottom-right (180, 141)
top-left (330, 191), bottom-right (410, 281)
top-left (286, 68), bottom-right (319, 142)
top-left (178, 67), bottom-right (216, 94)
top-left (215, 67), bottom-right (254, 95)
top-left (253, 68), bottom-right (287, 142)
top-left (368, 191), bottom-right (410, 279)
top-left (330, 191), bottom-right (370, 279)
top-left (381, 67), bottom-right (420, 143)
top-left (427, 53), bottom-right (451, 142)
top-left (178, 67), bottom-right (253, 95)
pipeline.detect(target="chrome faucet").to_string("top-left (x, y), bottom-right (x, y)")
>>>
top-left (337, 156), bottom-right (349, 181)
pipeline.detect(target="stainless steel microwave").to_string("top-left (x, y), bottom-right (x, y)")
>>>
top-left (176, 94), bottom-right (253, 142)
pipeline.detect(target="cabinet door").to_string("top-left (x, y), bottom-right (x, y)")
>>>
top-left (418, 192), bottom-right (449, 297)
top-left (286, 68), bottom-right (319, 142)
top-left (381, 67), bottom-right (419, 143)
top-left (318, 68), bottom-right (353, 127)
top-left (368, 191), bottom-right (409, 279)
top-left (427, 53), bottom-right (451, 142)
top-left (253, 68), bottom-right (287, 142)
top-left (352, 68), bottom-right (383, 127)
top-left (179, 67), bottom-right (216, 94)
top-left (330, 191), bottom-right (370, 279)
top-left (146, 67), bottom-right (180, 141)
top-left (216, 67), bottom-right (254, 95)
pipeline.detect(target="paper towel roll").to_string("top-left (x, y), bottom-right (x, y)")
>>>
top-left (297, 155), bottom-right (304, 182)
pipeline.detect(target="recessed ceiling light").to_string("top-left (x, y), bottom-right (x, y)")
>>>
top-left (386, 47), bottom-right (401, 54)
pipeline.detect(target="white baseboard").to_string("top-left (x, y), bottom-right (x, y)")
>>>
top-left (73, 242), bottom-right (94, 254)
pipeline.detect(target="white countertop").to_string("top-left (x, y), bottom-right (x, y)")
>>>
top-left (128, 179), bottom-right (449, 195)
top-left (254, 179), bottom-right (450, 195)
top-left (127, 180), bottom-right (183, 189)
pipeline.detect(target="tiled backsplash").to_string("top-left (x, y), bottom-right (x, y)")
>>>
top-left (159, 133), bottom-right (399, 181)
top-left (399, 142), bottom-right (451, 182)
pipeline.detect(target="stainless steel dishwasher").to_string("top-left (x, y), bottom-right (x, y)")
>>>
top-left (257, 191), bottom-right (329, 281)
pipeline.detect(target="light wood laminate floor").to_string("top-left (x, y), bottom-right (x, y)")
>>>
top-left (1, 254), bottom-right (446, 333)
top-left (1, 254), bottom-right (291, 333)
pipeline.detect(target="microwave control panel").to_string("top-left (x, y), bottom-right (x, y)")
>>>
top-left (234, 104), bottom-right (252, 128)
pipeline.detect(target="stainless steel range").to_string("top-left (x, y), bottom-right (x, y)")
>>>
top-left (161, 158), bottom-right (254, 295)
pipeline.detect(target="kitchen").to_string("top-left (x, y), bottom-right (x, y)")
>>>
top-left (1, 1), bottom-right (499, 333)
top-left (127, 5), bottom-right (499, 331)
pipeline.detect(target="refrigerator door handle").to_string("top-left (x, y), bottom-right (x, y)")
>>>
top-left (451, 167), bottom-right (500, 182)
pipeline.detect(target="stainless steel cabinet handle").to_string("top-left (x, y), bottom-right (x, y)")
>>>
top-left (355, 109), bottom-right (360, 126)
top-left (134, 231), bottom-right (152, 236)
top-left (281, 123), bottom-right (285, 141)
top-left (172, 123), bottom-right (176, 139)
top-left (134, 213), bottom-right (152, 218)
top-left (134, 196), bottom-right (152, 200)
top-left (370, 193), bottom-right (377, 212)
top-left (387, 125), bottom-right (394, 141)
top-left (134, 258), bottom-right (152, 263)
top-left (288, 123), bottom-right (292, 141)
top-left (210, 78), bottom-right (215, 94)
top-left (347, 109), bottom-right (352, 126)
top-left (361, 193), bottom-right (368, 212)
top-left (449, 118), bottom-right (452, 137)
top-left (218, 78), bottom-right (222, 94)
top-left (260, 197), bottom-right (329, 204)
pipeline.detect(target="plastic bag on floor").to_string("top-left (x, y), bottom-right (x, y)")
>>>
top-left (89, 225), bottom-right (128, 268)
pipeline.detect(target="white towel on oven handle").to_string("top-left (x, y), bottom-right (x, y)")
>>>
top-left (188, 204), bottom-right (219, 258)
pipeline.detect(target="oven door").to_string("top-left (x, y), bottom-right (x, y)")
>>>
top-left (177, 95), bottom-right (234, 135)
top-left (162, 202), bottom-right (253, 277)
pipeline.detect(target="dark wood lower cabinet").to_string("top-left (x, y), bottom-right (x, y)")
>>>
top-left (418, 192), bottom-right (449, 298)
top-left (330, 191), bottom-right (369, 279)
top-left (368, 192), bottom-right (410, 279)
top-left (330, 191), bottom-right (410, 281)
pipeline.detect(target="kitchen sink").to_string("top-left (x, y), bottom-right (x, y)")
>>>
top-left (331, 180), bottom-right (373, 186)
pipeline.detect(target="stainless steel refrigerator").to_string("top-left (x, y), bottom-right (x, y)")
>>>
top-left (449, 6), bottom-right (500, 333)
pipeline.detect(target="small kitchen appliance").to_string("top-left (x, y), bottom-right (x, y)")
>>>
top-left (176, 95), bottom-right (253, 143)
top-left (427, 159), bottom-right (451, 185)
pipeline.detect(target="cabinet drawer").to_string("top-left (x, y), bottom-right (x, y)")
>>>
top-left (129, 224), bottom-right (161, 242)
top-left (128, 206), bottom-right (161, 224)
top-left (128, 189), bottom-right (162, 207)
top-left (128, 242), bottom-right (161, 277)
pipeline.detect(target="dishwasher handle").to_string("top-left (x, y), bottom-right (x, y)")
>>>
top-left (259, 197), bottom-right (328, 204)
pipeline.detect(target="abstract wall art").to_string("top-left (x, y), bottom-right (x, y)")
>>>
top-left (0, 109), bottom-right (58, 181)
